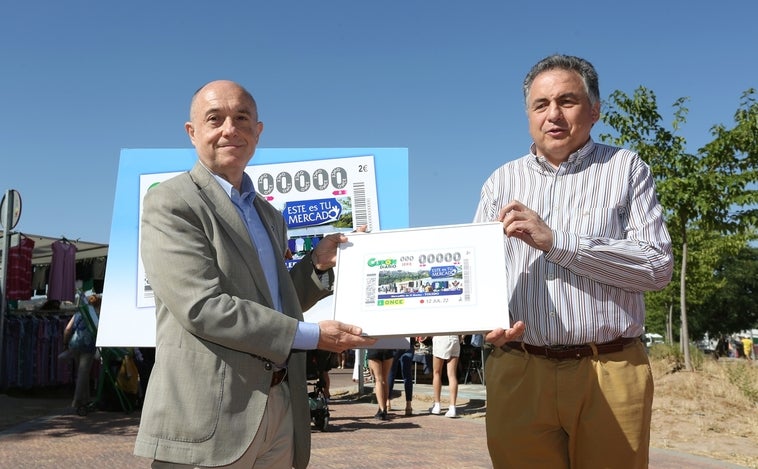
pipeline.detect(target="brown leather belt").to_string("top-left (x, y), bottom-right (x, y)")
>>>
top-left (501, 337), bottom-right (638, 360)
top-left (271, 368), bottom-right (288, 387)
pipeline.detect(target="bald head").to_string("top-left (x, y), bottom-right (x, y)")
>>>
top-left (185, 80), bottom-right (264, 189)
top-left (190, 80), bottom-right (258, 122)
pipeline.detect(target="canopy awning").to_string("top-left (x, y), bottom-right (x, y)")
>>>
top-left (0, 232), bottom-right (108, 265)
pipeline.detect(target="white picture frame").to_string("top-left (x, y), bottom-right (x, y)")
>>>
top-left (333, 222), bottom-right (509, 337)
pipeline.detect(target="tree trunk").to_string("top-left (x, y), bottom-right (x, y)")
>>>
top-left (680, 240), bottom-right (692, 371)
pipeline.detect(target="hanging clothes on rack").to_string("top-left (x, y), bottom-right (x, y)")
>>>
top-left (1, 311), bottom-right (74, 389)
top-left (32, 264), bottom-right (49, 296)
top-left (92, 257), bottom-right (107, 293)
top-left (76, 259), bottom-right (95, 292)
top-left (47, 238), bottom-right (77, 302)
top-left (6, 234), bottom-right (35, 300)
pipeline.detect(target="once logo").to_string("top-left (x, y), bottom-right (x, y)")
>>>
top-left (378, 299), bottom-right (404, 306)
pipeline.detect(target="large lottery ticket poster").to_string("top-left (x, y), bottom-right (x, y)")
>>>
top-left (97, 148), bottom-right (408, 347)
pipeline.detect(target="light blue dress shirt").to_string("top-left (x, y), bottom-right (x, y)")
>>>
top-left (209, 169), bottom-right (320, 350)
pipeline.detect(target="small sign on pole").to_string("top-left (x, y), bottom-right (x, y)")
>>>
top-left (1, 188), bottom-right (23, 385)
top-left (0, 189), bottom-right (22, 230)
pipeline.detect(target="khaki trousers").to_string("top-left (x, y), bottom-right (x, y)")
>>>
top-left (485, 340), bottom-right (653, 469)
top-left (152, 382), bottom-right (294, 469)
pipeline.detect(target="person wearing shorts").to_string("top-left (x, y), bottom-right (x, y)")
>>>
top-left (366, 349), bottom-right (396, 420)
top-left (430, 335), bottom-right (462, 417)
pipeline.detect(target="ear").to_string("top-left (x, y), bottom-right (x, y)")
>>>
top-left (591, 102), bottom-right (601, 123)
top-left (185, 122), bottom-right (196, 145)
top-left (254, 121), bottom-right (264, 143)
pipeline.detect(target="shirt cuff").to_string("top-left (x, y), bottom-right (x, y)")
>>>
top-left (293, 321), bottom-right (320, 350)
top-left (545, 230), bottom-right (579, 266)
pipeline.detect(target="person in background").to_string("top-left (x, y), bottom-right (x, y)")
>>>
top-left (133, 80), bottom-right (376, 469)
top-left (731, 336), bottom-right (744, 358)
top-left (366, 348), bottom-right (395, 420)
top-left (414, 335), bottom-right (434, 375)
top-left (714, 335), bottom-right (729, 359)
top-left (351, 349), bottom-right (372, 383)
top-left (475, 54), bottom-right (673, 468)
top-left (313, 349), bottom-right (334, 399)
top-left (429, 335), bottom-right (462, 418)
top-left (63, 294), bottom-right (100, 411)
top-left (337, 350), bottom-right (348, 369)
top-left (387, 337), bottom-right (416, 416)
top-left (741, 335), bottom-right (754, 360)
top-left (133, 346), bottom-right (155, 406)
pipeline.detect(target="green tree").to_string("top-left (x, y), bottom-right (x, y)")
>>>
top-left (601, 87), bottom-right (758, 370)
top-left (690, 245), bottom-right (758, 337)
top-left (643, 228), bottom-right (732, 342)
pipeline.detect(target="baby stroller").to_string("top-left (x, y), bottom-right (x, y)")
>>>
top-left (306, 350), bottom-right (330, 431)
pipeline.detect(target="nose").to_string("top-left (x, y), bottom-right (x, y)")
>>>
top-left (220, 117), bottom-right (238, 137)
top-left (546, 102), bottom-right (563, 121)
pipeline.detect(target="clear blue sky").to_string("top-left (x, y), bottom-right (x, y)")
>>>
top-left (1, 1), bottom-right (755, 244)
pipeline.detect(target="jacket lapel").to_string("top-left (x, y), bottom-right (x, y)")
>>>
top-left (189, 163), bottom-right (276, 308)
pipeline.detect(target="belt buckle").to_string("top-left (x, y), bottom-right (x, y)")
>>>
top-left (546, 345), bottom-right (573, 351)
top-left (545, 344), bottom-right (584, 359)
top-left (545, 344), bottom-right (571, 357)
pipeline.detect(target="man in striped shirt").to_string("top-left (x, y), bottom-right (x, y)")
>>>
top-left (476, 55), bottom-right (673, 468)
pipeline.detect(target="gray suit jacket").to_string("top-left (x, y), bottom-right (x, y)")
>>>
top-left (134, 162), bottom-right (330, 468)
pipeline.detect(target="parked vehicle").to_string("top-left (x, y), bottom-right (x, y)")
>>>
top-left (642, 333), bottom-right (664, 347)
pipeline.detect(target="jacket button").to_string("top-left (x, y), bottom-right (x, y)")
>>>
top-left (264, 362), bottom-right (273, 371)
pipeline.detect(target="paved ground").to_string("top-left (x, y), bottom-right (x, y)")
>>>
top-left (0, 368), bottom-right (749, 468)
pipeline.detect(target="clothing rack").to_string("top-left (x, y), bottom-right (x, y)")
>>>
top-left (1, 312), bottom-right (74, 389)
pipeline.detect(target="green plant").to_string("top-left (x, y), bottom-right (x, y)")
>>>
top-left (725, 362), bottom-right (758, 404)
top-left (647, 343), bottom-right (705, 372)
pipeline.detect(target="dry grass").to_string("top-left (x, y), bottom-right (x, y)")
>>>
top-left (649, 345), bottom-right (758, 468)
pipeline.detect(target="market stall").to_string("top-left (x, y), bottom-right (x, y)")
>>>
top-left (0, 232), bottom-right (108, 390)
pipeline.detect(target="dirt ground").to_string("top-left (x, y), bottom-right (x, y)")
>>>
top-left (350, 352), bottom-right (758, 468)
top-left (2, 355), bottom-right (757, 468)
top-left (646, 356), bottom-right (758, 468)
top-left (401, 353), bottom-right (758, 468)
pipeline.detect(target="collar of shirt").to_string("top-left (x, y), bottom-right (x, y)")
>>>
top-left (201, 163), bottom-right (249, 199)
top-left (529, 138), bottom-right (596, 168)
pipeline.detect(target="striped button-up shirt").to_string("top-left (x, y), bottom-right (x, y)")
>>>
top-left (473, 139), bottom-right (673, 346)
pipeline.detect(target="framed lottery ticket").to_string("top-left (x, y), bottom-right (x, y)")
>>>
top-left (98, 147), bottom-right (408, 347)
top-left (135, 155), bottom-right (381, 309)
top-left (332, 222), bottom-right (509, 337)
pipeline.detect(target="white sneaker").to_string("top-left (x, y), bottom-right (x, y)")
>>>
top-left (429, 403), bottom-right (441, 415)
top-left (445, 406), bottom-right (457, 418)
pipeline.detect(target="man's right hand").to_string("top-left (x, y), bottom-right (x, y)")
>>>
top-left (317, 320), bottom-right (377, 352)
top-left (484, 321), bottom-right (526, 348)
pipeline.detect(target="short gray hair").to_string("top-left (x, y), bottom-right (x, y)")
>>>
top-left (523, 54), bottom-right (600, 106)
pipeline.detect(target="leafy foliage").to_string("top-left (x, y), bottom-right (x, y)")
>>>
top-left (690, 245), bottom-right (758, 337)
top-left (600, 87), bottom-right (758, 368)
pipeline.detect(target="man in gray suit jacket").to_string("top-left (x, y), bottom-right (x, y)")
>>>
top-left (134, 80), bottom-right (376, 468)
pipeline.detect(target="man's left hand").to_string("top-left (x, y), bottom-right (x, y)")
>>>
top-left (485, 321), bottom-right (526, 348)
